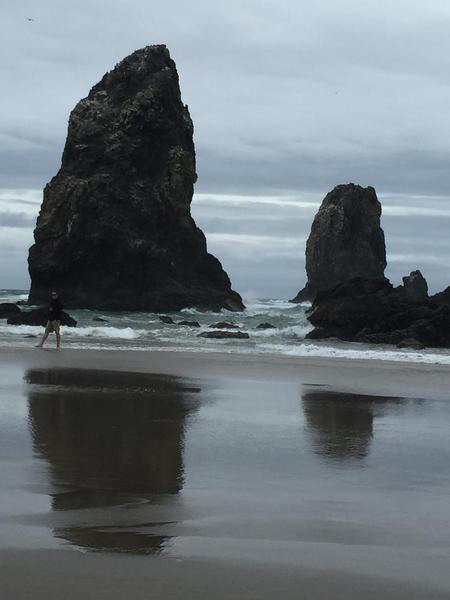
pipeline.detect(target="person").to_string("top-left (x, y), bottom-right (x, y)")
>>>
top-left (36, 291), bottom-right (63, 350)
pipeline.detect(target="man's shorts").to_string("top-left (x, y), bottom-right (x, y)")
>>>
top-left (45, 320), bottom-right (61, 334)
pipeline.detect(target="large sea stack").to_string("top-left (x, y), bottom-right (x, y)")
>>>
top-left (291, 183), bottom-right (387, 302)
top-left (28, 45), bottom-right (244, 312)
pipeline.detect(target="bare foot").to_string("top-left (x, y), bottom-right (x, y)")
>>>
top-left (35, 344), bottom-right (43, 348)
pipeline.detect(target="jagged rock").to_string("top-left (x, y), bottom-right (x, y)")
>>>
top-left (7, 307), bottom-right (77, 327)
top-left (306, 277), bottom-right (450, 348)
top-left (291, 184), bottom-right (386, 302)
top-left (256, 322), bottom-right (276, 329)
top-left (209, 321), bottom-right (239, 329)
top-left (430, 286), bottom-right (450, 307)
top-left (0, 303), bottom-right (21, 319)
top-left (198, 331), bottom-right (249, 339)
top-left (178, 320), bottom-right (200, 327)
top-left (159, 315), bottom-right (175, 325)
top-left (402, 270), bottom-right (428, 302)
top-left (28, 45), bottom-right (244, 313)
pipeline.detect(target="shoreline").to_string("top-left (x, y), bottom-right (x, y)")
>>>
top-left (2, 345), bottom-right (450, 400)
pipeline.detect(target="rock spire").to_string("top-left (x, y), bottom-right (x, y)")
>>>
top-left (291, 183), bottom-right (386, 302)
top-left (28, 45), bottom-right (244, 311)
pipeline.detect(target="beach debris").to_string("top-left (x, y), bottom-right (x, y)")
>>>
top-left (7, 307), bottom-right (77, 327)
top-left (256, 322), bottom-right (275, 329)
top-left (159, 315), bottom-right (175, 325)
top-left (208, 321), bottom-right (239, 329)
top-left (198, 331), bottom-right (249, 339)
top-left (178, 320), bottom-right (200, 327)
top-left (291, 183), bottom-right (386, 303)
top-left (27, 45), bottom-right (244, 313)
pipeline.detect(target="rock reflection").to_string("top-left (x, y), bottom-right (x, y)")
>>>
top-left (302, 390), bottom-right (402, 462)
top-left (25, 368), bottom-right (201, 554)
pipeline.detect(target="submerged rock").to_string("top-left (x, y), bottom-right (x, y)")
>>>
top-left (28, 45), bottom-right (244, 313)
top-left (306, 277), bottom-right (450, 348)
top-left (198, 331), bottom-right (249, 339)
top-left (159, 315), bottom-right (175, 325)
top-left (178, 320), bottom-right (200, 327)
top-left (256, 322), bottom-right (275, 329)
top-left (291, 184), bottom-right (386, 302)
top-left (208, 321), bottom-right (239, 329)
top-left (7, 307), bottom-right (77, 327)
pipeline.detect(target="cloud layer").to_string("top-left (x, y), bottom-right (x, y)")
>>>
top-left (1, 1), bottom-right (449, 296)
top-left (2, 190), bottom-right (449, 298)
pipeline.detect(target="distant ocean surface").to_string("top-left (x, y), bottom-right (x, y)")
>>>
top-left (2, 288), bottom-right (450, 365)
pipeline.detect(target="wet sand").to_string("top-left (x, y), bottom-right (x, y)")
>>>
top-left (1, 347), bottom-right (450, 598)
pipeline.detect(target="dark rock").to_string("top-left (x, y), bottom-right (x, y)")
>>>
top-left (396, 338), bottom-right (425, 350)
top-left (307, 277), bottom-right (450, 348)
top-left (0, 303), bottom-right (22, 319)
top-left (402, 270), bottom-right (428, 302)
top-left (209, 321), bottom-right (239, 329)
top-left (159, 315), bottom-right (175, 325)
top-left (27, 45), bottom-right (244, 313)
top-left (431, 286), bottom-right (450, 307)
top-left (256, 322), bottom-right (276, 329)
top-left (93, 316), bottom-right (108, 322)
top-left (305, 327), bottom-right (332, 340)
top-left (178, 320), bottom-right (200, 327)
top-left (7, 307), bottom-right (77, 327)
top-left (198, 331), bottom-right (249, 339)
top-left (291, 184), bottom-right (386, 302)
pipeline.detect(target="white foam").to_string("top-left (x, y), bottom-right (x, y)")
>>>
top-left (0, 324), bottom-right (147, 340)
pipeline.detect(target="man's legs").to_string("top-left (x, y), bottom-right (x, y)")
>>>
top-left (55, 321), bottom-right (61, 349)
top-left (36, 322), bottom-right (52, 348)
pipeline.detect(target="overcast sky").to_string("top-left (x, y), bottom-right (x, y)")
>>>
top-left (1, 0), bottom-right (450, 297)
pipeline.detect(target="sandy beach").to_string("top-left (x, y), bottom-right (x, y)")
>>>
top-left (1, 347), bottom-right (450, 599)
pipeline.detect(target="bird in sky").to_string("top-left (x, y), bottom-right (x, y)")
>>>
top-left (27, 18), bottom-right (34, 22)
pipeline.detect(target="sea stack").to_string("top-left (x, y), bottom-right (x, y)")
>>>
top-left (291, 183), bottom-right (386, 302)
top-left (28, 45), bottom-right (244, 312)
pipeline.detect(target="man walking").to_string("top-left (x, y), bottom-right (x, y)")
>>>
top-left (36, 291), bottom-right (63, 349)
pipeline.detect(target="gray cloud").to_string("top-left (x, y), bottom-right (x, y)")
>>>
top-left (2, 0), bottom-right (450, 194)
top-left (0, 212), bottom-right (36, 228)
top-left (1, 1), bottom-right (450, 296)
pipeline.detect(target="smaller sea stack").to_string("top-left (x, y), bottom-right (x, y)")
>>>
top-left (291, 183), bottom-right (386, 302)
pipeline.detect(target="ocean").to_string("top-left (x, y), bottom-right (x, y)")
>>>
top-left (2, 288), bottom-right (450, 365)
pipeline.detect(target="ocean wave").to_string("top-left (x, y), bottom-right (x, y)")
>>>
top-left (0, 324), bottom-right (148, 340)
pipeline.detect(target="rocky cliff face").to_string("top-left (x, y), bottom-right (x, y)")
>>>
top-left (28, 45), bottom-right (244, 312)
top-left (291, 183), bottom-right (386, 302)
top-left (306, 275), bottom-right (450, 349)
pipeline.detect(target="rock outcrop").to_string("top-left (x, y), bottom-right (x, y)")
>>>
top-left (198, 331), bottom-right (249, 339)
top-left (0, 303), bottom-right (22, 319)
top-left (305, 277), bottom-right (450, 348)
top-left (291, 184), bottom-right (386, 302)
top-left (28, 45), bottom-right (244, 312)
top-left (402, 270), bottom-right (428, 302)
top-left (7, 308), bottom-right (77, 327)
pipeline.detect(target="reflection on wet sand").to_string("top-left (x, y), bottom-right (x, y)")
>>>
top-left (302, 390), bottom-right (403, 462)
top-left (25, 368), bottom-right (201, 554)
